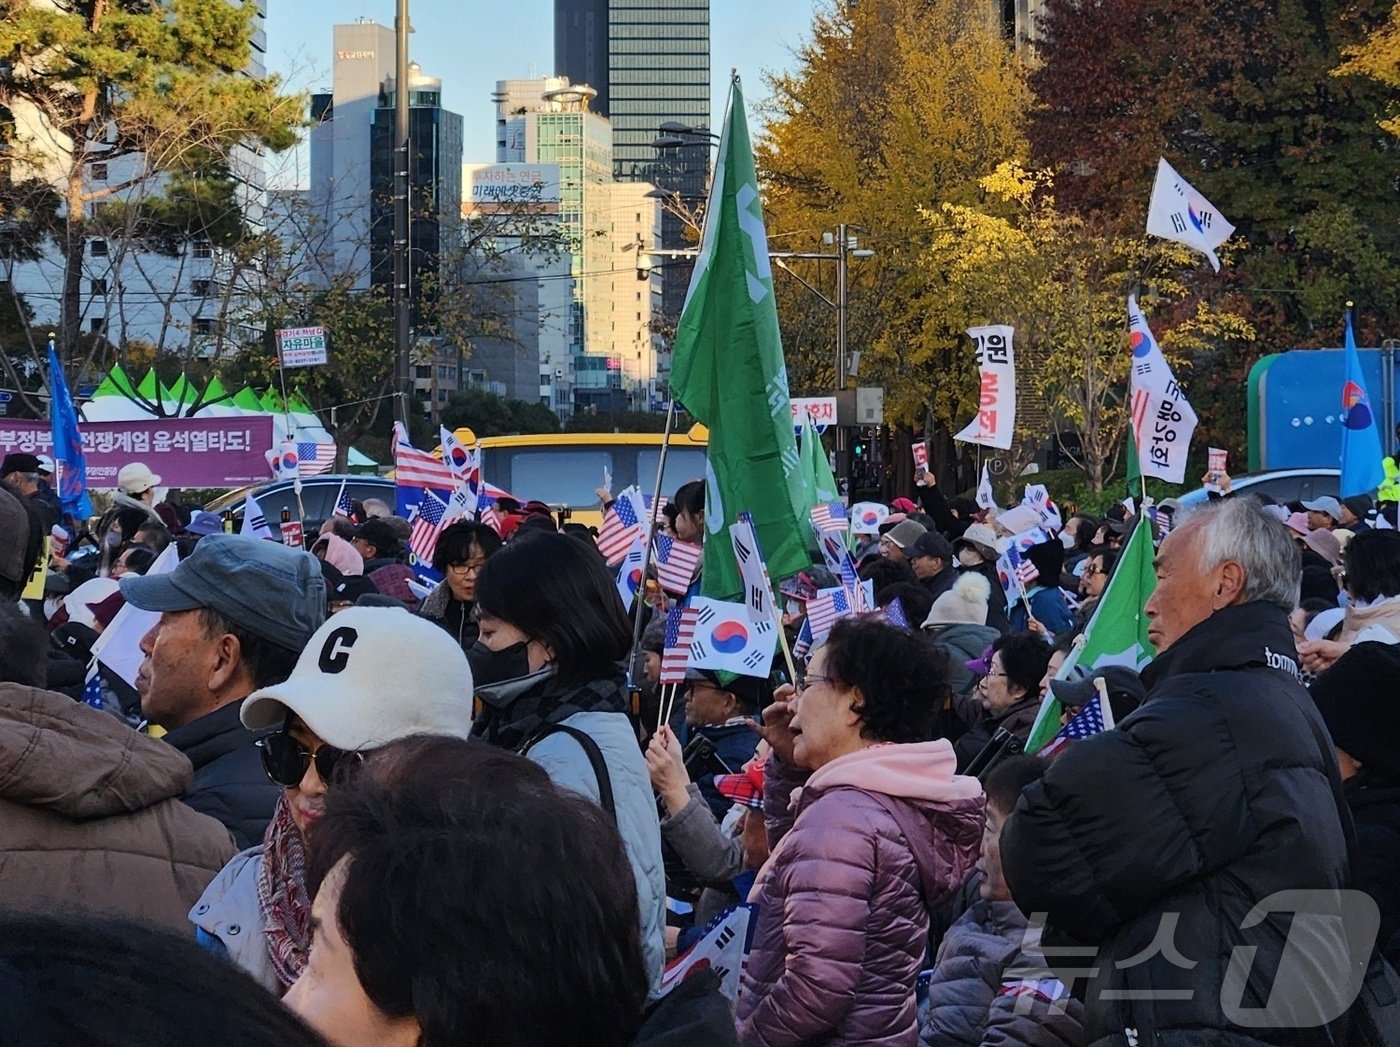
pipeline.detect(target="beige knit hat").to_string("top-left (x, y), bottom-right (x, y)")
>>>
top-left (922, 572), bottom-right (991, 628)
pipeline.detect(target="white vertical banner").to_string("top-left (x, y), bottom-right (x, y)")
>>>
top-left (1128, 295), bottom-right (1198, 484)
top-left (954, 325), bottom-right (1016, 451)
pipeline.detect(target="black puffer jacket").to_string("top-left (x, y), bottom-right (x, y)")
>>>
top-left (162, 699), bottom-right (279, 850)
top-left (1001, 602), bottom-right (1350, 1047)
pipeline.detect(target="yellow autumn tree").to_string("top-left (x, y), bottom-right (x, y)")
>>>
top-left (915, 163), bottom-right (1255, 492)
top-left (1335, 1), bottom-right (1400, 135)
top-left (758, 0), bottom-right (1032, 454)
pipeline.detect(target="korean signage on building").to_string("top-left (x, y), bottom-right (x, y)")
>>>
top-left (463, 163), bottom-right (562, 216)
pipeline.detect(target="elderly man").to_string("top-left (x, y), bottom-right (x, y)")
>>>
top-left (122, 535), bottom-right (326, 848)
top-left (1, 453), bottom-right (59, 531)
top-left (1001, 498), bottom-right (1352, 1045)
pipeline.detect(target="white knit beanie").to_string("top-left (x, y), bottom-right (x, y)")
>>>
top-left (922, 572), bottom-right (991, 628)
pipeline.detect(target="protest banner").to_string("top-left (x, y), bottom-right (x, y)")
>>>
top-left (954, 325), bottom-right (1016, 450)
top-left (0, 416), bottom-right (275, 488)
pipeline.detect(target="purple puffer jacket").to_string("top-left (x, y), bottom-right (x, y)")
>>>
top-left (737, 741), bottom-right (985, 1046)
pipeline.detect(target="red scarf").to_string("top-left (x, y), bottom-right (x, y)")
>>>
top-left (256, 795), bottom-right (312, 989)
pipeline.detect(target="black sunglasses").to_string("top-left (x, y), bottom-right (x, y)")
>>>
top-left (257, 731), bottom-right (364, 788)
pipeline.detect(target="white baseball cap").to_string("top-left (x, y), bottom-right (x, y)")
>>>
top-left (35, 455), bottom-right (54, 475)
top-left (116, 462), bottom-right (161, 495)
top-left (241, 606), bottom-right (475, 750)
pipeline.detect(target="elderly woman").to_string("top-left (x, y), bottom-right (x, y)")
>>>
top-left (953, 631), bottom-right (1053, 770)
top-left (418, 520), bottom-right (502, 651)
top-left (740, 618), bottom-right (984, 1046)
top-left (189, 608), bottom-right (475, 992)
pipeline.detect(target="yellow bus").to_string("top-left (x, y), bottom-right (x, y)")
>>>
top-left (475, 431), bottom-right (709, 527)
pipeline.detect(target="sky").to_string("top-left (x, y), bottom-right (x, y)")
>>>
top-left (264, 0), bottom-right (818, 186)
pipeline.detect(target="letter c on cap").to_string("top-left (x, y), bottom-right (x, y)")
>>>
top-left (318, 627), bottom-right (358, 674)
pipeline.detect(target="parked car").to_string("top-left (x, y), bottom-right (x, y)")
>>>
top-left (204, 475), bottom-right (395, 532)
top-left (1167, 468), bottom-right (1342, 511)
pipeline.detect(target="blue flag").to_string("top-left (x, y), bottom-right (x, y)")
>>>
top-left (47, 342), bottom-right (92, 520)
top-left (1340, 311), bottom-right (1385, 498)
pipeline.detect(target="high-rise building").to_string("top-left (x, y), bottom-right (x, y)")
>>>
top-left (555, 0), bottom-right (710, 353)
top-left (308, 21), bottom-right (397, 289)
top-left (368, 62), bottom-right (464, 318)
top-left (486, 76), bottom-right (662, 413)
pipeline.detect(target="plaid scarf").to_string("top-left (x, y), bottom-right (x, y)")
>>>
top-left (256, 795), bottom-right (312, 990)
top-left (473, 671), bottom-right (630, 752)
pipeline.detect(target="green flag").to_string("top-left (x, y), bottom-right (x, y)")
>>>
top-left (1024, 516), bottom-right (1158, 753)
top-left (670, 76), bottom-right (808, 600)
top-left (1125, 427), bottom-right (1142, 489)
top-left (800, 414), bottom-right (840, 508)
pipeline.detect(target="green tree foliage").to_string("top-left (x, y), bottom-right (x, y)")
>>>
top-left (440, 387), bottom-right (561, 438)
top-left (0, 0), bottom-right (303, 372)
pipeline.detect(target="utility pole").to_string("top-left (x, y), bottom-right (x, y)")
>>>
top-left (393, 0), bottom-right (411, 427)
top-left (834, 222), bottom-right (850, 492)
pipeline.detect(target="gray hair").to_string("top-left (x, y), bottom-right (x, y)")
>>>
top-left (1181, 497), bottom-right (1300, 611)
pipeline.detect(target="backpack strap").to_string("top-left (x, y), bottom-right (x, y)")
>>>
top-left (522, 723), bottom-right (617, 825)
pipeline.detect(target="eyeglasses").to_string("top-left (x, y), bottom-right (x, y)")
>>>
top-left (797, 674), bottom-right (837, 694)
top-left (447, 560), bottom-right (486, 575)
top-left (982, 671), bottom-right (1009, 679)
top-left (257, 731), bottom-right (364, 788)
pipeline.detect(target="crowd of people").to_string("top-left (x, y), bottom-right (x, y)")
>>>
top-left (1, 450), bottom-right (1398, 1046)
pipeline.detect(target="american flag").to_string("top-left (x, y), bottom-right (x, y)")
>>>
top-left (810, 501), bottom-right (848, 535)
top-left (883, 597), bottom-right (910, 630)
top-left (806, 587), bottom-right (852, 640)
top-left (1040, 693), bottom-right (1112, 758)
top-left (297, 440), bottom-right (336, 476)
top-left (646, 493), bottom-right (670, 525)
top-left (597, 489), bottom-right (645, 566)
top-left (659, 604), bottom-right (699, 684)
top-left (393, 422), bottom-right (453, 490)
top-left (332, 480), bottom-right (356, 519)
top-left (409, 491), bottom-right (449, 562)
top-left (653, 533), bottom-right (702, 595)
top-left (478, 494), bottom-right (503, 535)
top-left (792, 617), bottom-right (814, 660)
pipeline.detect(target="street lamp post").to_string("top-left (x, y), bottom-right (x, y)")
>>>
top-left (393, 0), bottom-right (412, 427)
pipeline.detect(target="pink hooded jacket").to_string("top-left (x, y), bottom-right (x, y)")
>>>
top-left (738, 741), bottom-right (985, 1046)
top-left (317, 533), bottom-right (363, 576)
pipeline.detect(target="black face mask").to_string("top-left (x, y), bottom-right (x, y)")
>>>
top-left (467, 640), bottom-right (534, 687)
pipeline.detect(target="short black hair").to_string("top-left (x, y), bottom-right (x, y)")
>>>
top-left (307, 737), bottom-right (647, 1047)
top-left (118, 546), bottom-right (158, 575)
top-left (1343, 530), bottom-right (1400, 604)
top-left (0, 602), bottom-right (47, 687)
top-left (991, 632), bottom-right (1053, 698)
top-left (821, 618), bottom-right (949, 743)
top-left (858, 555), bottom-right (917, 592)
top-left (0, 915), bottom-right (325, 1045)
top-left (431, 520), bottom-right (502, 574)
top-left (874, 580), bottom-right (933, 628)
top-left (672, 479), bottom-right (704, 517)
top-left (132, 521), bottom-right (172, 554)
top-left (198, 608), bottom-right (300, 690)
top-left (474, 531), bottom-right (632, 685)
top-left (1086, 545), bottom-right (1118, 577)
top-left (983, 754), bottom-right (1048, 816)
